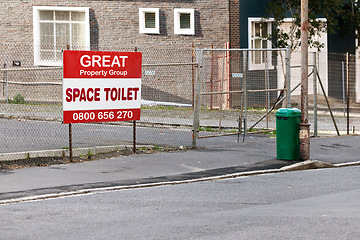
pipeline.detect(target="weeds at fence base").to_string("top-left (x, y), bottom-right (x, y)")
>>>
top-left (0, 146), bottom-right (185, 170)
top-left (248, 128), bottom-right (276, 136)
top-left (0, 157), bottom-right (73, 169)
top-left (8, 94), bottom-right (26, 104)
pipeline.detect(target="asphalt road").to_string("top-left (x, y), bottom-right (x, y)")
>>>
top-left (1, 165), bottom-right (359, 239)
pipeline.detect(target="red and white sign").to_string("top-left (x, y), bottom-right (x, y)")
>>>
top-left (63, 50), bottom-right (142, 124)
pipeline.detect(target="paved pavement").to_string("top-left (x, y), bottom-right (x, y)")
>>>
top-left (1, 101), bottom-right (360, 154)
top-left (0, 134), bottom-right (359, 203)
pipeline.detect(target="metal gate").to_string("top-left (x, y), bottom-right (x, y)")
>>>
top-left (192, 48), bottom-right (291, 147)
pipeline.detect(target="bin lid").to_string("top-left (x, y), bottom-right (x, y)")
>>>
top-left (275, 108), bottom-right (301, 117)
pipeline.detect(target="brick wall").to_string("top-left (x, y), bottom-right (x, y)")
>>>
top-left (0, 0), bottom-right (231, 49)
top-left (0, 0), bottom-right (235, 104)
top-left (229, 0), bottom-right (240, 49)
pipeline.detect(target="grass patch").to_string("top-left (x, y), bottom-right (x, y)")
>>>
top-left (199, 126), bottom-right (218, 132)
top-left (248, 128), bottom-right (276, 136)
top-left (8, 94), bottom-right (26, 104)
top-left (247, 107), bottom-right (267, 111)
top-left (151, 145), bottom-right (163, 151)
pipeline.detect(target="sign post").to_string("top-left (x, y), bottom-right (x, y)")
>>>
top-left (63, 50), bottom-right (142, 157)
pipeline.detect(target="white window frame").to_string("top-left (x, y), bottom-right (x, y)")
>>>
top-left (174, 8), bottom-right (195, 35)
top-left (33, 6), bottom-right (90, 66)
top-left (139, 8), bottom-right (160, 34)
top-left (248, 17), bottom-right (274, 70)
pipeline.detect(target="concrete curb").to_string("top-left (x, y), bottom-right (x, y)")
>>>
top-left (2, 159), bottom-right (360, 205)
top-left (279, 159), bottom-right (360, 172)
top-left (0, 144), bottom-right (152, 162)
top-left (279, 160), bottom-right (336, 171)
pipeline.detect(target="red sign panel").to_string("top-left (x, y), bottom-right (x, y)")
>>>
top-left (63, 50), bottom-right (142, 124)
top-left (63, 51), bottom-right (142, 79)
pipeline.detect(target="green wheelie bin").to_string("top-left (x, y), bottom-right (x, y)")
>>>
top-left (275, 108), bottom-right (301, 160)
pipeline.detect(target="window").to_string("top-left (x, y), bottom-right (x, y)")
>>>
top-left (174, 9), bottom-right (195, 35)
top-left (33, 6), bottom-right (90, 66)
top-left (139, 8), bottom-right (160, 34)
top-left (248, 18), bottom-right (272, 67)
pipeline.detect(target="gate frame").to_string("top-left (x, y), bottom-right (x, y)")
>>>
top-left (192, 47), bottom-right (291, 147)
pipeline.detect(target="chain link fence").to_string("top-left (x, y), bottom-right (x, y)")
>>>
top-left (0, 44), bottom-right (195, 160)
top-left (193, 48), bottom-right (360, 145)
top-left (193, 48), bottom-right (289, 144)
top-left (1, 43), bottom-right (360, 160)
top-left (290, 51), bottom-right (360, 136)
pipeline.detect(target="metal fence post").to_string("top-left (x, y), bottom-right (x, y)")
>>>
top-left (69, 123), bottom-right (73, 162)
top-left (346, 52), bottom-right (350, 135)
top-left (192, 44), bottom-right (196, 106)
top-left (4, 53), bottom-right (8, 103)
top-left (265, 50), bottom-right (269, 129)
top-left (243, 50), bottom-right (248, 138)
top-left (285, 46), bottom-right (291, 107)
top-left (218, 51), bottom-right (226, 133)
top-left (66, 44), bottom-right (73, 162)
top-left (313, 52), bottom-right (318, 137)
top-left (342, 61), bottom-right (346, 117)
top-left (192, 49), bottom-right (202, 148)
top-left (133, 47), bottom-right (138, 153)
